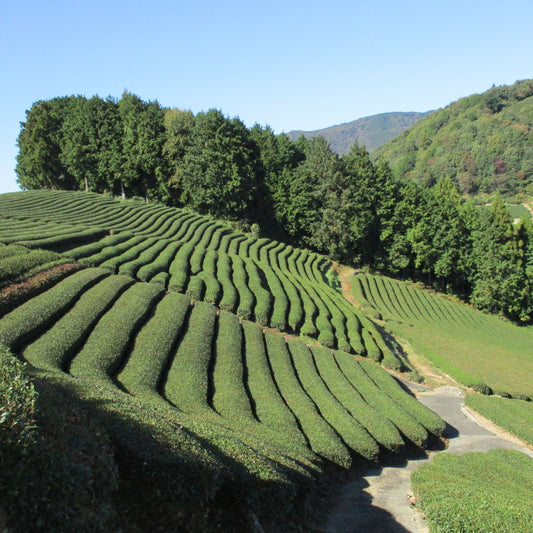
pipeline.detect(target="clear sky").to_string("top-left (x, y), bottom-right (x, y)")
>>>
top-left (1, 0), bottom-right (532, 194)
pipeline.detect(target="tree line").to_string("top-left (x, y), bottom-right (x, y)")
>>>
top-left (15, 93), bottom-right (533, 323)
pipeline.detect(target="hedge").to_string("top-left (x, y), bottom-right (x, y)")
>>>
top-left (288, 340), bottom-right (380, 461)
top-left (69, 282), bottom-right (164, 386)
top-left (118, 291), bottom-right (190, 399)
top-left (23, 274), bottom-right (134, 372)
top-left (231, 255), bottom-right (255, 320)
top-left (0, 268), bottom-right (108, 351)
top-left (264, 331), bottom-right (351, 467)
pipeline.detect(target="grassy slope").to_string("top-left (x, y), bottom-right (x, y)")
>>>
top-left (351, 272), bottom-right (533, 398)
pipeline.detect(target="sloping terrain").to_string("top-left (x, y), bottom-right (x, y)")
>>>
top-left (352, 272), bottom-right (533, 398)
top-left (0, 190), bottom-right (445, 528)
top-left (375, 79), bottom-right (533, 196)
top-left (287, 111), bottom-right (430, 154)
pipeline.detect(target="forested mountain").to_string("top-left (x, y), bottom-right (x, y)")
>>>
top-left (287, 111), bottom-right (430, 154)
top-left (15, 92), bottom-right (533, 323)
top-left (374, 79), bottom-right (533, 197)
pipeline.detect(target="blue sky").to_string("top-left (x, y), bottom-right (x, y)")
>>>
top-left (1, 0), bottom-right (532, 194)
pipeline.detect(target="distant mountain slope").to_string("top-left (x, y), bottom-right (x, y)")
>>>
top-left (374, 79), bottom-right (533, 196)
top-left (287, 111), bottom-right (431, 154)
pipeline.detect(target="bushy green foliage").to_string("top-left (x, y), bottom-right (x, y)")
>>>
top-left (118, 291), bottom-right (190, 398)
top-left (412, 449), bottom-right (533, 533)
top-left (70, 281), bottom-right (164, 385)
top-left (0, 246), bottom-right (65, 285)
top-left (288, 340), bottom-right (380, 461)
top-left (312, 346), bottom-right (405, 453)
top-left (0, 346), bottom-right (119, 532)
top-left (0, 268), bottom-right (107, 351)
top-left (264, 331), bottom-right (352, 467)
top-left (22, 274), bottom-right (133, 371)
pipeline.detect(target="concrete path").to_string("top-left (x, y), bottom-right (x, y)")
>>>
top-left (320, 385), bottom-right (533, 533)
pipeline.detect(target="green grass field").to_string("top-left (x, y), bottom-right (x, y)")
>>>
top-left (352, 272), bottom-right (533, 398)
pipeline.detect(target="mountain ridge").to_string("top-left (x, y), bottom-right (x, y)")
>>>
top-left (287, 111), bottom-right (432, 154)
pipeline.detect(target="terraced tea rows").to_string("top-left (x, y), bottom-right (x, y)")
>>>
top-left (0, 191), bottom-right (402, 368)
top-left (351, 272), bottom-right (533, 398)
top-left (0, 267), bottom-right (444, 471)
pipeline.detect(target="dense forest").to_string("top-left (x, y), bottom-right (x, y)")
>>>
top-left (15, 91), bottom-right (533, 323)
top-left (375, 79), bottom-right (533, 197)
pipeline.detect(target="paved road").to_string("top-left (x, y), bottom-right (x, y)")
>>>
top-left (321, 386), bottom-right (533, 533)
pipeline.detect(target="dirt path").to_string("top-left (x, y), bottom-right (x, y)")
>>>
top-left (320, 384), bottom-right (533, 533)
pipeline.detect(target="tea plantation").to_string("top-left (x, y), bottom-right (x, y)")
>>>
top-left (0, 190), bottom-right (445, 530)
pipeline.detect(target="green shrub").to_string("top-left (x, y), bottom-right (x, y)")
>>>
top-left (360, 360), bottom-right (446, 437)
top-left (212, 311), bottom-right (254, 420)
top-left (244, 258), bottom-right (272, 326)
top-left (312, 346), bottom-right (405, 454)
top-left (118, 292), bottom-right (190, 398)
top-left (264, 331), bottom-right (351, 467)
top-left (241, 321), bottom-right (306, 444)
top-left (100, 237), bottom-right (158, 273)
top-left (186, 274), bottom-right (204, 301)
top-left (335, 354), bottom-right (430, 446)
top-left (79, 235), bottom-right (145, 266)
top-left (136, 240), bottom-right (182, 282)
top-left (0, 248), bottom-right (64, 284)
top-left (65, 232), bottom-right (133, 260)
top-left (231, 255), bottom-right (255, 320)
top-left (164, 301), bottom-right (217, 412)
top-left (412, 449), bottom-right (533, 533)
top-left (22, 274), bottom-right (134, 372)
top-left (0, 268), bottom-right (108, 351)
top-left (217, 253), bottom-right (238, 312)
top-left (168, 242), bottom-right (194, 292)
top-left (70, 282), bottom-right (164, 386)
top-left (288, 341), bottom-right (380, 461)
top-left (118, 238), bottom-right (170, 278)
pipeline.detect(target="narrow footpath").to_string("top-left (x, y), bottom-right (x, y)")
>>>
top-left (320, 384), bottom-right (533, 533)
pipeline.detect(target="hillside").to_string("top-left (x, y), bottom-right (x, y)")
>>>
top-left (0, 190), bottom-right (445, 531)
top-left (374, 79), bottom-right (533, 197)
top-left (287, 111), bottom-right (431, 154)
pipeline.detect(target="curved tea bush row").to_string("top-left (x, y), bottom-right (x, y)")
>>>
top-left (117, 291), bottom-right (191, 399)
top-left (22, 274), bottom-right (134, 371)
top-left (0, 247), bottom-right (65, 285)
top-left (0, 191), bottom-right (397, 362)
top-left (0, 268), bottom-right (108, 351)
top-left (69, 282), bottom-right (165, 385)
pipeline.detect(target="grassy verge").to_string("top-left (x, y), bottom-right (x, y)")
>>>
top-left (412, 449), bottom-right (533, 533)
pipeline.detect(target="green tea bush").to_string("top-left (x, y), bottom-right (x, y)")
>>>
top-left (241, 321), bottom-right (306, 443)
top-left (70, 282), bottom-right (164, 385)
top-left (0, 268), bottom-right (108, 351)
top-left (168, 242), bottom-right (194, 292)
top-left (289, 341), bottom-right (380, 461)
top-left (244, 259), bottom-right (272, 326)
top-left (412, 449), bottom-right (533, 533)
top-left (0, 247), bottom-right (64, 284)
top-left (186, 274), bottom-right (205, 301)
top-left (165, 301), bottom-right (217, 412)
top-left (264, 331), bottom-right (351, 467)
top-left (136, 240), bottom-right (182, 282)
top-left (231, 255), bottom-right (255, 320)
top-left (23, 274), bottom-right (134, 371)
top-left (118, 292), bottom-right (190, 398)
top-left (118, 238), bottom-right (170, 278)
top-left (212, 311), bottom-right (254, 420)
top-left (217, 253), bottom-right (238, 312)
top-left (360, 360), bottom-right (445, 437)
top-left (65, 232), bottom-right (133, 260)
top-left (335, 354), bottom-right (430, 446)
top-left (100, 237), bottom-right (158, 273)
top-left (312, 346), bottom-right (405, 454)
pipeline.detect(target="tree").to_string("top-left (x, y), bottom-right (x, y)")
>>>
top-left (179, 110), bottom-right (259, 219)
top-left (16, 98), bottom-right (76, 190)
